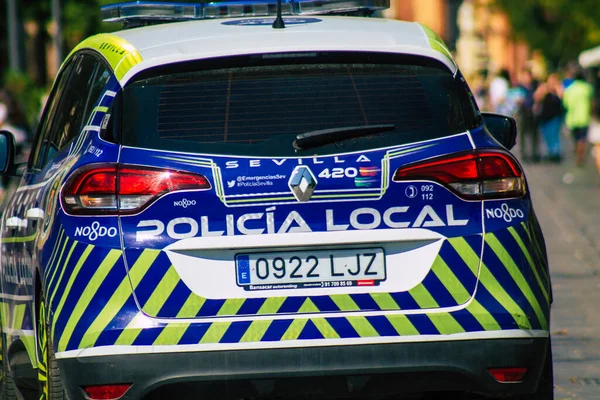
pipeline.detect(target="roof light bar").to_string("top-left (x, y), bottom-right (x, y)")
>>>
top-left (297, 0), bottom-right (390, 15)
top-left (101, 0), bottom-right (389, 26)
top-left (203, 2), bottom-right (294, 19)
top-left (101, 2), bottom-right (203, 23)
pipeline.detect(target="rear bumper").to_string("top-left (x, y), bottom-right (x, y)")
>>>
top-left (58, 334), bottom-right (549, 399)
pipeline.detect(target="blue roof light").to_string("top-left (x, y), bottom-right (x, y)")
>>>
top-left (101, 0), bottom-right (390, 26)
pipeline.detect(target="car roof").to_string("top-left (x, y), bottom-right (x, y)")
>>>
top-left (70, 16), bottom-right (456, 86)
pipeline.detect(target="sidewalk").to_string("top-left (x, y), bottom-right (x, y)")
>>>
top-left (517, 142), bottom-right (600, 399)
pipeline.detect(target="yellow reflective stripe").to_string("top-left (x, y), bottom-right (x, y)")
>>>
top-left (1, 302), bottom-right (9, 327)
top-left (447, 237), bottom-right (481, 275)
top-left (200, 322), bottom-right (231, 344)
top-left (312, 318), bottom-right (340, 339)
top-left (21, 336), bottom-right (37, 369)
top-left (141, 266), bottom-right (180, 316)
top-left (12, 304), bottom-right (26, 330)
top-left (281, 319), bottom-right (307, 341)
top-left (240, 320), bottom-right (271, 342)
top-left (330, 294), bottom-right (360, 311)
top-left (115, 326), bottom-right (142, 346)
top-left (58, 250), bottom-right (121, 352)
top-left (418, 23), bottom-right (453, 60)
top-left (427, 313), bottom-right (465, 334)
top-left (257, 297), bottom-right (286, 315)
top-left (386, 314), bottom-right (419, 335)
top-left (347, 316), bottom-right (378, 337)
top-left (370, 293), bottom-right (400, 310)
top-left (479, 261), bottom-right (531, 328)
top-left (431, 255), bottom-right (471, 304)
top-left (450, 237), bottom-right (531, 329)
top-left (408, 284), bottom-right (439, 309)
top-left (298, 298), bottom-right (319, 313)
top-left (69, 34), bottom-right (143, 81)
top-left (176, 293), bottom-right (205, 318)
top-left (93, 106), bottom-right (109, 113)
top-left (466, 299), bottom-right (501, 330)
top-left (507, 227), bottom-right (550, 302)
top-left (485, 234), bottom-right (548, 329)
top-left (217, 299), bottom-right (245, 316)
top-left (2, 233), bottom-right (37, 243)
top-left (128, 250), bottom-right (159, 284)
top-left (51, 245), bottom-right (94, 337)
top-left (154, 324), bottom-right (189, 346)
top-left (80, 250), bottom-right (159, 348)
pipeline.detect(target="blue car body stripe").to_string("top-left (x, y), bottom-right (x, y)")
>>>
top-left (220, 321), bottom-right (253, 343)
top-left (260, 319), bottom-right (294, 342)
top-left (407, 314), bottom-right (439, 335)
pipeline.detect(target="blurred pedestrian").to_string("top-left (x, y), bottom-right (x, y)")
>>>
top-left (515, 70), bottom-right (540, 163)
top-left (489, 69), bottom-right (511, 113)
top-left (563, 70), bottom-right (594, 167)
top-left (562, 62), bottom-right (578, 90)
top-left (534, 73), bottom-right (564, 163)
top-left (588, 97), bottom-right (600, 177)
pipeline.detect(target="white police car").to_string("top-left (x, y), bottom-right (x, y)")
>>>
top-left (0, 1), bottom-right (552, 399)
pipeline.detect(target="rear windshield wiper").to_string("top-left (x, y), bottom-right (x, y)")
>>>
top-left (293, 124), bottom-right (396, 151)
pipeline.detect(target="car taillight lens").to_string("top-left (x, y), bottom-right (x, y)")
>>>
top-left (393, 150), bottom-right (525, 200)
top-left (488, 367), bottom-right (528, 383)
top-left (83, 384), bottom-right (131, 400)
top-left (62, 164), bottom-right (210, 215)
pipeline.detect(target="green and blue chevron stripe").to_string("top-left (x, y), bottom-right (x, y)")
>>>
top-left (49, 225), bottom-right (549, 353)
top-left (126, 237), bottom-right (481, 319)
top-left (71, 269), bottom-right (538, 351)
top-left (480, 225), bottom-right (550, 331)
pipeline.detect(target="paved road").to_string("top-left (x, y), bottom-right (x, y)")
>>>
top-left (519, 144), bottom-right (600, 399)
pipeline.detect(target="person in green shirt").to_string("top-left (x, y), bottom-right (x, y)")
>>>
top-left (563, 71), bottom-right (594, 167)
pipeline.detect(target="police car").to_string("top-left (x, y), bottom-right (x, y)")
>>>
top-left (0, 1), bottom-right (552, 399)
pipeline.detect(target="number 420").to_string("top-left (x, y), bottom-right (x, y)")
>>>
top-left (319, 167), bottom-right (358, 179)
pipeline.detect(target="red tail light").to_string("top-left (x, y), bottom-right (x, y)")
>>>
top-left (62, 164), bottom-right (210, 215)
top-left (393, 150), bottom-right (525, 200)
top-left (488, 367), bottom-right (528, 383)
top-left (83, 384), bottom-right (131, 399)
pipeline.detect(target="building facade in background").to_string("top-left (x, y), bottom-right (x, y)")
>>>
top-left (386, 0), bottom-right (541, 85)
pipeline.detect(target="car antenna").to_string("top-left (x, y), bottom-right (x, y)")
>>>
top-left (272, 0), bottom-right (285, 29)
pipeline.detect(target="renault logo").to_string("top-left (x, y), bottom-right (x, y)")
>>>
top-left (288, 166), bottom-right (317, 202)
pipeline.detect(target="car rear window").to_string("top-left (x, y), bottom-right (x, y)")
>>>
top-left (122, 53), bottom-right (471, 156)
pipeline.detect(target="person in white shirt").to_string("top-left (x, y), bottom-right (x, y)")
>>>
top-left (489, 69), bottom-right (511, 113)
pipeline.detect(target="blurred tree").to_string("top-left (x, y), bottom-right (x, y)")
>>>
top-left (493, 0), bottom-right (600, 67)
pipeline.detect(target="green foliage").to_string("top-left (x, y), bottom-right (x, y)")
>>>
top-left (493, 0), bottom-right (600, 67)
top-left (2, 70), bottom-right (45, 130)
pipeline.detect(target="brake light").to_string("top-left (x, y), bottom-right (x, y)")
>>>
top-left (83, 384), bottom-right (131, 399)
top-left (393, 150), bottom-right (525, 200)
top-left (62, 164), bottom-right (210, 215)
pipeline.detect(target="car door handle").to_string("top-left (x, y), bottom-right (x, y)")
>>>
top-left (6, 217), bottom-right (27, 229)
top-left (26, 208), bottom-right (45, 221)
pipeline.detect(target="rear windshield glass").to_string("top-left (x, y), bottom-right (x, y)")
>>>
top-left (123, 53), bottom-right (471, 156)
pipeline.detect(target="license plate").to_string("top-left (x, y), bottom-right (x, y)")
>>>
top-left (235, 248), bottom-right (385, 291)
